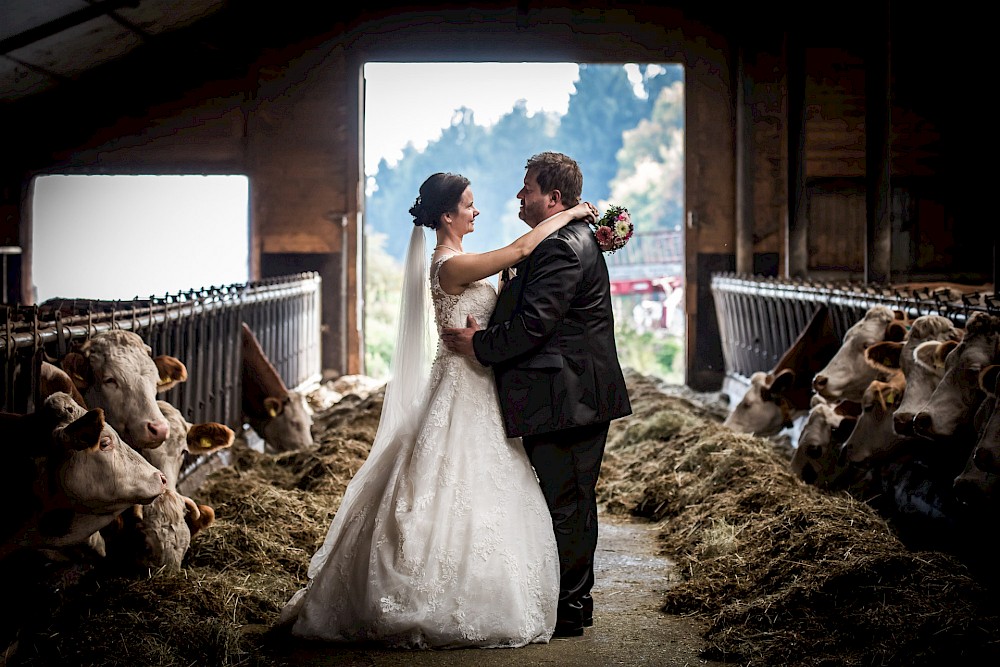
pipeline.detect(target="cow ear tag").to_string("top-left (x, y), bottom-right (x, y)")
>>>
top-left (264, 397), bottom-right (283, 417)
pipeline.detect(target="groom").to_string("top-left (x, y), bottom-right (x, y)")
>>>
top-left (441, 151), bottom-right (632, 638)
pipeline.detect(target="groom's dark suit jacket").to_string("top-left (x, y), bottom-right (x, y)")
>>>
top-left (472, 219), bottom-right (632, 438)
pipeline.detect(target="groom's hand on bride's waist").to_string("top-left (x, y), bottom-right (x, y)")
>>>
top-left (441, 315), bottom-right (480, 358)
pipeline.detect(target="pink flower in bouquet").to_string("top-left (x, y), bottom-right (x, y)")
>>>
top-left (595, 225), bottom-right (614, 247)
top-left (591, 205), bottom-right (633, 253)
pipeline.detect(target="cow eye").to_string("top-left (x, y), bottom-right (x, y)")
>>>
top-left (103, 377), bottom-right (119, 387)
top-left (99, 436), bottom-right (114, 450)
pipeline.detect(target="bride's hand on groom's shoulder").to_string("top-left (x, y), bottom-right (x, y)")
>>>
top-left (441, 315), bottom-right (480, 358)
top-left (573, 201), bottom-right (598, 223)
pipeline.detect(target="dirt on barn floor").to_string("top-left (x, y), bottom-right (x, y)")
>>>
top-left (4, 370), bottom-right (1000, 667)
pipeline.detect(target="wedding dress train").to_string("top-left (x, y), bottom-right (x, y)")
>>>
top-left (280, 253), bottom-right (559, 648)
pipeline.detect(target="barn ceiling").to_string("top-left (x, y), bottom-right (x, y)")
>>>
top-left (0, 0), bottom-right (234, 105)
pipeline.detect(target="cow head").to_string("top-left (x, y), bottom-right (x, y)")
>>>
top-left (913, 312), bottom-right (1000, 441)
top-left (813, 306), bottom-right (907, 402)
top-left (790, 396), bottom-right (859, 487)
top-left (723, 369), bottom-right (799, 437)
top-left (838, 373), bottom-right (906, 467)
top-left (863, 315), bottom-right (965, 437)
top-left (241, 322), bottom-right (315, 451)
top-left (41, 392), bottom-right (167, 516)
top-left (259, 391), bottom-right (314, 452)
top-left (60, 330), bottom-right (186, 449)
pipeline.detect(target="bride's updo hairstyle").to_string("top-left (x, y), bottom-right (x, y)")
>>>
top-left (409, 172), bottom-right (470, 230)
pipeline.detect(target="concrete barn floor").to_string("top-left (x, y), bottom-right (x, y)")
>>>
top-left (255, 510), bottom-right (731, 667)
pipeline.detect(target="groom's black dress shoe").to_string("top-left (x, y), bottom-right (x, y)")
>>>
top-left (553, 620), bottom-right (585, 638)
top-left (555, 599), bottom-right (587, 637)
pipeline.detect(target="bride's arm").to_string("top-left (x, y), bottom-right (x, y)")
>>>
top-left (439, 202), bottom-right (597, 291)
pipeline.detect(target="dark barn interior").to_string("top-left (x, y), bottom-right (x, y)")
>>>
top-left (2, 3), bottom-right (999, 666)
top-left (3, 1), bottom-right (992, 390)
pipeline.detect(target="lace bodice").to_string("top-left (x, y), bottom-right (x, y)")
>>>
top-left (430, 253), bottom-right (497, 333)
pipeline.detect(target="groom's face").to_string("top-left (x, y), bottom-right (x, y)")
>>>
top-left (517, 169), bottom-right (556, 229)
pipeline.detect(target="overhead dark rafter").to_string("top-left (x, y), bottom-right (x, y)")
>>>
top-left (0, 0), bottom-right (141, 55)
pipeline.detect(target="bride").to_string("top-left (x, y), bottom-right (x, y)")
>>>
top-left (279, 172), bottom-right (598, 648)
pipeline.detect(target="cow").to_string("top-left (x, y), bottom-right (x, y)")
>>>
top-left (723, 304), bottom-right (841, 437)
top-left (970, 365), bottom-right (1000, 475)
top-left (789, 394), bottom-right (860, 487)
top-left (861, 314), bottom-right (964, 436)
top-left (104, 401), bottom-right (234, 572)
top-left (59, 330), bottom-right (188, 450)
top-left (838, 371), bottom-right (907, 468)
top-left (0, 392), bottom-right (167, 559)
top-left (241, 322), bottom-right (314, 452)
top-left (912, 312), bottom-right (1000, 442)
top-left (954, 417), bottom-right (1000, 509)
top-left (812, 305), bottom-right (908, 403)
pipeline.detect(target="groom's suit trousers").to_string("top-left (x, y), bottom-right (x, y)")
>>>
top-left (522, 420), bottom-right (610, 621)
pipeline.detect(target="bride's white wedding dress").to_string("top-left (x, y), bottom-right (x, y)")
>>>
top-left (280, 253), bottom-right (559, 648)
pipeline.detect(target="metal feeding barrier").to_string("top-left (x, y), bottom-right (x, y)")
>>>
top-left (1, 273), bottom-right (322, 483)
top-left (711, 273), bottom-right (1000, 382)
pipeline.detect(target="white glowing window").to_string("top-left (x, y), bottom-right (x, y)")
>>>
top-left (31, 174), bottom-right (249, 302)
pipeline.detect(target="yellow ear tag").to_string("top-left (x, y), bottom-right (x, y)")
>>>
top-left (267, 405), bottom-right (280, 418)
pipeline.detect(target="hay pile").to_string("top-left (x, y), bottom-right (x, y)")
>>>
top-left (6, 369), bottom-right (1000, 666)
top-left (599, 369), bottom-right (1000, 666)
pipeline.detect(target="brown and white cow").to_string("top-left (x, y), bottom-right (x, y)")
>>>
top-left (861, 314), bottom-right (964, 436)
top-left (105, 400), bottom-right (234, 571)
top-left (838, 371), bottom-right (907, 468)
top-left (912, 312), bottom-right (1000, 441)
top-left (241, 322), bottom-right (314, 452)
top-left (60, 330), bottom-right (188, 450)
top-left (723, 304), bottom-right (840, 437)
top-left (0, 392), bottom-right (167, 558)
top-left (790, 394), bottom-right (860, 487)
top-left (812, 305), bottom-right (908, 403)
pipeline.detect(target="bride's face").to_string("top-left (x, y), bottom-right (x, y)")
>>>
top-left (449, 187), bottom-right (479, 236)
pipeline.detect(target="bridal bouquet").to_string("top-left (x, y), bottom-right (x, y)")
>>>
top-left (592, 204), bottom-right (633, 253)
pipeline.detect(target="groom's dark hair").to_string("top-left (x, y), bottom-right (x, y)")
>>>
top-left (525, 152), bottom-right (582, 208)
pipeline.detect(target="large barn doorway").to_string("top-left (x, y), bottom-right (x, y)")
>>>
top-left (30, 174), bottom-right (250, 303)
top-left (361, 62), bottom-right (685, 384)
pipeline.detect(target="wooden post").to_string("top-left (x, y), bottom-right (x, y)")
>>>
top-left (865, 0), bottom-right (892, 285)
top-left (785, 33), bottom-right (807, 279)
